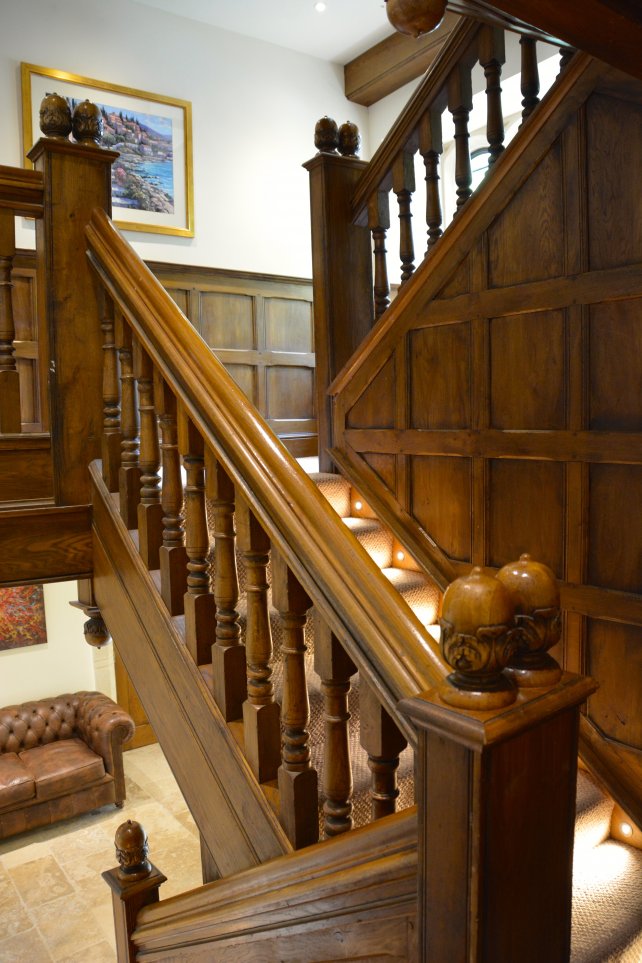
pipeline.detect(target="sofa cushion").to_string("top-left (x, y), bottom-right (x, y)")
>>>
top-left (0, 753), bottom-right (35, 809)
top-left (19, 738), bottom-right (106, 802)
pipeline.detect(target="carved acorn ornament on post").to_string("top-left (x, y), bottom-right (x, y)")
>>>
top-left (497, 553), bottom-right (562, 687)
top-left (385, 0), bottom-right (447, 38)
top-left (439, 566), bottom-right (518, 709)
top-left (39, 92), bottom-right (72, 139)
top-left (72, 99), bottom-right (104, 146)
top-left (114, 819), bottom-right (152, 881)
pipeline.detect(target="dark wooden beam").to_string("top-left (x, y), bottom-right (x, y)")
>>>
top-left (0, 503), bottom-right (92, 586)
top-left (345, 12), bottom-right (460, 106)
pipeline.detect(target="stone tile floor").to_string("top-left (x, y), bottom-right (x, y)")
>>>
top-left (0, 744), bottom-right (202, 962)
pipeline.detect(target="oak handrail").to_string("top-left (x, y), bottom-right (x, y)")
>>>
top-left (351, 17), bottom-right (481, 224)
top-left (85, 209), bottom-right (447, 739)
top-left (0, 165), bottom-right (44, 219)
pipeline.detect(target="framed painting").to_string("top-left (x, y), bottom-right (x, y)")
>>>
top-left (0, 585), bottom-right (47, 651)
top-left (21, 63), bottom-right (194, 237)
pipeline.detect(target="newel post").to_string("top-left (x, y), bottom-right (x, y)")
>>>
top-left (399, 559), bottom-right (597, 963)
top-left (303, 118), bottom-right (373, 471)
top-left (28, 96), bottom-right (118, 505)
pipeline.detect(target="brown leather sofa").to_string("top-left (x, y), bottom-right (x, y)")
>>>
top-left (0, 691), bottom-right (135, 839)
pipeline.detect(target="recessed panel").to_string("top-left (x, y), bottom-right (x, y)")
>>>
top-left (488, 460), bottom-right (565, 576)
top-left (223, 363), bottom-right (257, 405)
top-left (409, 323), bottom-right (471, 429)
top-left (166, 287), bottom-right (189, 317)
top-left (586, 618), bottom-right (642, 750)
top-left (411, 456), bottom-right (472, 562)
top-left (587, 93), bottom-right (642, 271)
top-left (12, 273), bottom-right (37, 340)
top-left (588, 464), bottom-right (642, 594)
top-left (488, 141), bottom-right (564, 287)
top-left (200, 293), bottom-right (255, 349)
top-left (265, 298), bottom-right (312, 352)
top-left (348, 356), bottom-right (395, 429)
top-left (490, 311), bottom-right (566, 429)
top-left (589, 300), bottom-right (642, 431)
top-left (364, 453), bottom-right (397, 497)
top-left (266, 366), bottom-right (314, 420)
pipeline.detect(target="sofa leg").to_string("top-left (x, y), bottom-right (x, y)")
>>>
top-left (115, 801), bottom-right (125, 808)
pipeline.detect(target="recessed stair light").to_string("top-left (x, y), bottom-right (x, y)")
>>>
top-left (621, 822), bottom-right (633, 837)
top-left (354, 500), bottom-right (362, 511)
top-left (396, 550), bottom-right (405, 562)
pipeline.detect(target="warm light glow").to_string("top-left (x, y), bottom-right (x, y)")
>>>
top-left (396, 550), bottom-right (405, 562)
top-left (621, 822), bottom-right (634, 837)
top-left (354, 500), bottom-right (362, 511)
top-left (426, 624), bottom-right (441, 642)
top-left (314, 1), bottom-right (327, 11)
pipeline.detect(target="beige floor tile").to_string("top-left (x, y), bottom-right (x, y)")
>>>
top-left (28, 892), bottom-right (104, 961)
top-left (0, 925), bottom-right (53, 962)
top-left (57, 939), bottom-right (116, 963)
top-left (0, 834), bottom-right (53, 866)
top-left (0, 877), bottom-right (31, 942)
top-left (8, 855), bottom-right (74, 908)
top-left (174, 810), bottom-right (199, 838)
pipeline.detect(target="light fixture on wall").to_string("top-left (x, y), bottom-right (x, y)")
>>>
top-left (314, 1), bottom-right (327, 11)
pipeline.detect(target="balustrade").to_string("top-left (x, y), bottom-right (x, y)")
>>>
top-left (134, 339), bottom-right (163, 570)
top-left (156, 375), bottom-right (187, 615)
top-left (100, 293), bottom-right (120, 492)
top-left (116, 314), bottom-right (141, 530)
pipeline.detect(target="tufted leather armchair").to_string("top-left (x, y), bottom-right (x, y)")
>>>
top-left (0, 692), bottom-right (134, 840)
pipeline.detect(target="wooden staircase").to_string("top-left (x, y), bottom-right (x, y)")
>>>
top-left (1, 8), bottom-right (641, 960)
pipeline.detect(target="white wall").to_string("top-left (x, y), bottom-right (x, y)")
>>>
top-left (1, 0), bottom-right (369, 278)
top-left (0, 582), bottom-right (97, 706)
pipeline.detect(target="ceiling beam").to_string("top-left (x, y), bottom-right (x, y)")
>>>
top-left (344, 12), bottom-right (460, 107)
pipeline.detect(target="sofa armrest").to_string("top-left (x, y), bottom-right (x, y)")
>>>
top-left (74, 693), bottom-right (134, 802)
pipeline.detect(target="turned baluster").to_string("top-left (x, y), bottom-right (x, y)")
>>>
top-left (360, 679), bottom-right (408, 820)
top-left (205, 450), bottom-right (245, 721)
top-left (368, 190), bottom-right (391, 318)
top-left (0, 211), bottom-right (20, 433)
top-left (559, 46), bottom-right (575, 73)
top-left (272, 551), bottom-right (318, 849)
top-left (392, 151), bottom-right (416, 284)
top-left (179, 411), bottom-right (215, 666)
top-left (100, 293), bottom-right (121, 492)
top-left (448, 63), bottom-right (474, 214)
top-left (419, 107), bottom-right (443, 253)
top-left (134, 340), bottom-right (162, 570)
top-left (520, 36), bottom-right (540, 122)
top-left (314, 618), bottom-right (357, 838)
top-left (236, 494), bottom-right (280, 782)
top-left (155, 374), bottom-right (187, 615)
top-left (479, 26), bottom-right (506, 167)
top-left (116, 315), bottom-right (141, 529)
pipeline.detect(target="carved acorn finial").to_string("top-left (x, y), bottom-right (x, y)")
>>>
top-left (39, 92), bottom-right (72, 140)
top-left (385, 0), bottom-right (447, 38)
top-left (497, 554), bottom-right (562, 687)
top-left (338, 121), bottom-right (360, 157)
top-left (83, 614), bottom-right (110, 649)
top-left (72, 99), bottom-right (103, 146)
top-left (114, 820), bottom-right (152, 881)
top-left (439, 566), bottom-right (518, 709)
top-left (314, 116), bottom-right (339, 154)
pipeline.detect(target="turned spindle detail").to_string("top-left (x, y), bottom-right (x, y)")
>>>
top-left (479, 26), bottom-right (506, 166)
top-left (0, 211), bottom-right (20, 433)
top-left (116, 316), bottom-right (141, 530)
top-left (360, 680), bottom-right (408, 820)
top-left (237, 497), bottom-right (280, 782)
top-left (156, 376), bottom-right (187, 616)
top-left (180, 416), bottom-right (215, 666)
top-left (206, 451), bottom-right (245, 722)
top-left (419, 108), bottom-right (443, 253)
top-left (392, 151), bottom-right (416, 283)
top-left (100, 295), bottom-right (121, 492)
top-left (272, 552), bottom-right (318, 849)
top-left (448, 63), bottom-right (473, 214)
top-left (135, 341), bottom-right (162, 570)
top-left (368, 190), bottom-right (391, 318)
top-left (315, 620), bottom-right (357, 838)
top-left (520, 37), bottom-right (540, 122)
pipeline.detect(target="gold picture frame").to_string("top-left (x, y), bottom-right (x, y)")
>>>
top-left (21, 63), bottom-right (194, 237)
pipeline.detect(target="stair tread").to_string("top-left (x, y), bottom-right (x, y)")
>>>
top-left (381, 567), bottom-right (441, 626)
top-left (572, 839), bottom-right (642, 963)
top-left (342, 516), bottom-right (394, 568)
top-left (309, 471), bottom-right (352, 517)
top-left (575, 769), bottom-right (615, 854)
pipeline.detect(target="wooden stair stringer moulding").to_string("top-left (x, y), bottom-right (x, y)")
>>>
top-left (90, 461), bottom-right (292, 877)
top-left (330, 56), bottom-right (642, 821)
top-left (132, 808), bottom-right (418, 960)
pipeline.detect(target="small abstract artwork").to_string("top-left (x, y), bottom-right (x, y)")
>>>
top-left (0, 585), bottom-right (47, 651)
top-left (21, 63), bottom-right (193, 237)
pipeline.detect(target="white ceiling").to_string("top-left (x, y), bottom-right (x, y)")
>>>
top-left (131, 0), bottom-right (394, 64)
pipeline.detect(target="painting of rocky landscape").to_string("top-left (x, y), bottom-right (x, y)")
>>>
top-left (70, 98), bottom-right (175, 215)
